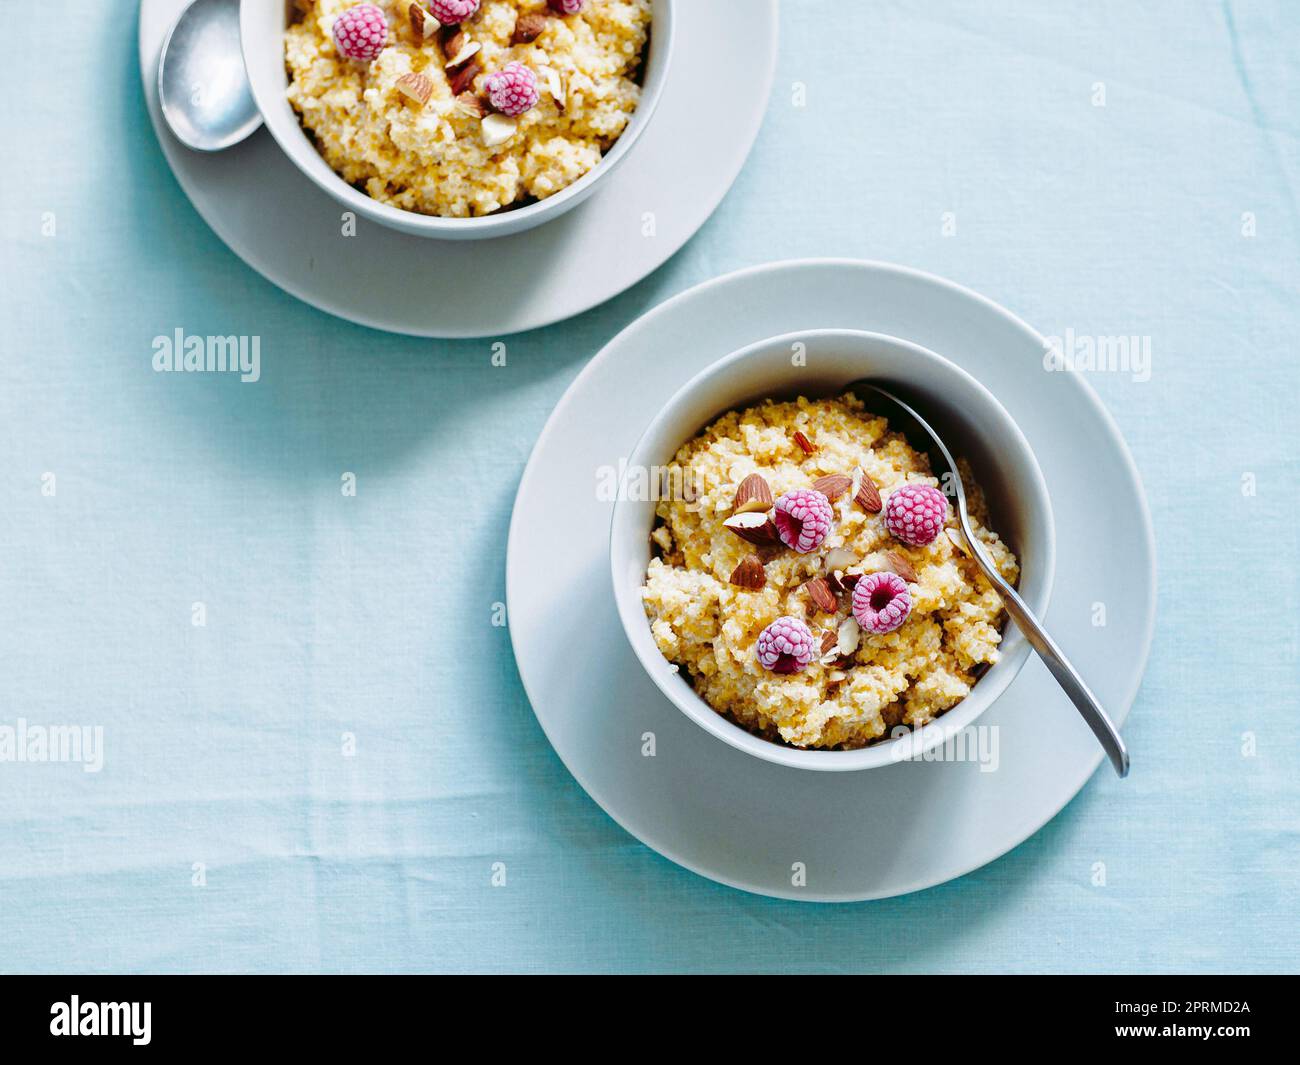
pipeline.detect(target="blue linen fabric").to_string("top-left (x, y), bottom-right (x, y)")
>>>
top-left (0, 0), bottom-right (1296, 973)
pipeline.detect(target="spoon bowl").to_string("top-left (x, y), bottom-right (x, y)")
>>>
top-left (158, 0), bottom-right (261, 152)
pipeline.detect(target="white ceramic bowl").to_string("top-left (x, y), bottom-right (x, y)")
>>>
top-left (609, 329), bottom-right (1057, 771)
top-left (240, 0), bottom-right (675, 240)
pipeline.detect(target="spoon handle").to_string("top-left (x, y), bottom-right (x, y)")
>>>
top-left (956, 526), bottom-right (1131, 778)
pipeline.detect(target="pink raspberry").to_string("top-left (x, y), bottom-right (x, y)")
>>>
top-left (332, 3), bottom-right (389, 62)
top-left (427, 0), bottom-right (480, 22)
top-left (548, 0), bottom-right (586, 13)
top-left (884, 483), bottom-right (948, 546)
top-left (486, 61), bottom-right (541, 117)
top-left (772, 488), bottom-right (834, 554)
top-left (852, 572), bottom-right (913, 635)
top-left (756, 616), bottom-right (816, 675)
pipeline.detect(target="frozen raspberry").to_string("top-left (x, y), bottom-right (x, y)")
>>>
top-left (756, 616), bottom-right (816, 675)
top-left (852, 572), bottom-right (913, 635)
top-left (486, 61), bottom-right (540, 116)
top-left (884, 483), bottom-right (948, 546)
top-left (332, 3), bottom-right (389, 61)
top-left (427, 0), bottom-right (480, 22)
top-left (772, 488), bottom-right (834, 554)
top-left (548, 0), bottom-right (586, 14)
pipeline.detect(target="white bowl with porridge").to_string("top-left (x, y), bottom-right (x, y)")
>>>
top-left (609, 330), bottom-right (1056, 771)
top-left (241, 0), bottom-right (673, 239)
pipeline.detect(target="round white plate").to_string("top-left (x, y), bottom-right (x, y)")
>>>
top-left (138, 0), bottom-right (778, 338)
top-left (507, 260), bottom-right (1156, 902)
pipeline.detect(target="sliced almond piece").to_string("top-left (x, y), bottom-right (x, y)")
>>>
top-left (793, 430), bottom-right (816, 455)
top-left (446, 38), bottom-right (482, 70)
top-left (454, 91), bottom-right (486, 118)
top-left (852, 467), bottom-right (882, 513)
top-left (836, 616), bottom-right (862, 656)
top-left (481, 112), bottom-right (518, 147)
top-left (728, 555), bottom-right (766, 591)
top-left (812, 473), bottom-right (852, 502)
top-left (450, 59), bottom-right (482, 97)
top-left (442, 27), bottom-right (467, 57)
top-left (946, 527), bottom-right (970, 557)
top-left (401, 0), bottom-right (440, 39)
top-left (722, 511), bottom-right (780, 546)
top-left (541, 66), bottom-right (566, 111)
top-left (804, 576), bottom-right (838, 614)
top-left (513, 12), bottom-right (550, 43)
top-left (823, 546), bottom-right (858, 573)
top-left (884, 550), bottom-right (918, 583)
top-left (395, 71), bottom-right (435, 106)
top-left (819, 630), bottom-right (838, 655)
top-left (732, 472), bottom-right (773, 514)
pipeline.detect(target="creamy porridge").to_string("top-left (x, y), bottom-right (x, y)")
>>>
top-left (641, 395), bottom-right (1021, 750)
top-left (285, 0), bottom-right (652, 217)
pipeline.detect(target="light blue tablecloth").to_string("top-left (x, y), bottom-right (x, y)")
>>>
top-left (1, 1), bottom-right (1296, 973)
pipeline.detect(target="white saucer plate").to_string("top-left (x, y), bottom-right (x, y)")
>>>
top-left (507, 259), bottom-right (1156, 902)
top-left (138, 0), bottom-right (778, 337)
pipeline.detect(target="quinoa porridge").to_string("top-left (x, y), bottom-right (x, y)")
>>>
top-left (285, 0), bottom-right (652, 217)
top-left (641, 394), bottom-right (1021, 750)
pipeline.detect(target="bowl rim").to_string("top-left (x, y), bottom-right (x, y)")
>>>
top-left (608, 327), bottom-right (1057, 771)
top-left (239, 0), bottom-right (675, 237)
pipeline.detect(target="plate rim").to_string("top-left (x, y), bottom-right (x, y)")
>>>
top-left (506, 257), bottom-right (1158, 902)
top-left (136, 0), bottom-right (781, 338)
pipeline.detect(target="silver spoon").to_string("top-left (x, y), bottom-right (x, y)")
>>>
top-left (849, 380), bottom-right (1131, 778)
top-left (158, 0), bottom-right (261, 152)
